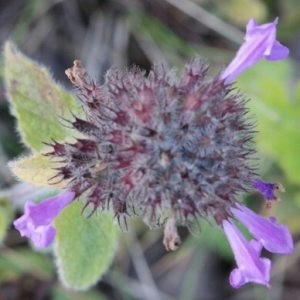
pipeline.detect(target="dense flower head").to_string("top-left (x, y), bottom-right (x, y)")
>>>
top-left (45, 59), bottom-right (257, 229)
top-left (12, 18), bottom-right (293, 289)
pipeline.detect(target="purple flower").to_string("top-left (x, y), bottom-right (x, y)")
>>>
top-left (220, 18), bottom-right (289, 84)
top-left (14, 191), bottom-right (75, 248)
top-left (231, 204), bottom-right (293, 254)
top-left (253, 178), bottom-right (284, 201)
top-left (223, 220), bottom-right (271, 288)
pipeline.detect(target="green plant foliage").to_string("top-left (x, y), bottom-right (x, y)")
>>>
top-left (0, 196), bottom-right (13, 244)
top-left (53, 200), bottom-right (119, 291)
top-left (217, 0), bottom-right (267, 26)
top-left (0, 208), bottom-right (7, 244)
top-left (183, 218), bottom-right (252, 263)
top-left (4, 42), bottom-right (82, 152)
top-left (237, 60), bottom-right (300, 185)
top-left (8, 153), bottom-right (66, 188)
top-left (0, 247), bottom-right (54, 281)
top-left (51, 287), bottom-right (109, 300)
top-left (128, 14), bottom-right (198, 65)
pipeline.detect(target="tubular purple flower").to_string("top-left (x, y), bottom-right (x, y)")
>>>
top-left (231, 204), bottom-right (293, 254)
top-left (253, 178), bottom-right (284, 201)
top-left (220, 18), bottom-right (289, 84)
top-left (14, 191), bottom-right (75, 248)
top-left (223, 220), bottom-right (271, 288)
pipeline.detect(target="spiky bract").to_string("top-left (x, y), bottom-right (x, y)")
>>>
top-left (46, 59), bottom-right (256, 228)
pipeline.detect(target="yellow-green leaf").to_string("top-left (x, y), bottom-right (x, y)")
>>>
top-left (4, 42), bottom-right (82, 151)
top-left (9, 153), bottom-right (66, 188)
top-left (54, 200), bottom-right (119, 290)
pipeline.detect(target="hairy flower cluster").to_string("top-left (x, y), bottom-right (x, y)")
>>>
top-left (14, 18), bottom-right (293, 289)
top-left (47, 59), bottom-right (255, 230)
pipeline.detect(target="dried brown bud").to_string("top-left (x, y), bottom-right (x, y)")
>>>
top-left (163, 215), bottom-right (181, 251)
top-left (65, 60), bottom-right (87, 87)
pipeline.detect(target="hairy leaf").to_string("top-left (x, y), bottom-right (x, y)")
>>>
top-left (53, 200), bottom-right (119, 290)
top-left (9, 153), bottom-right (66, 188)
top-left (4, 42), bottom-right (82, 152)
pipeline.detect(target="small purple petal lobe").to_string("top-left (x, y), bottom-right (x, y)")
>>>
top-left (250, 239), bottom-right (263, 254)
top-left (265, 41), bottom-right (289, 61)
top-left (220, 18), bottom-right (289, 84)
top-left (230, 258), bottom-right (271, 289)
top-left (223, 220), bottom-right (271, 288)
top-left (231, 204), bottom-right (293, 254)
top-left (14, 191), bottom-right (75, 248)
top-left (253, 178), bottom-right (284, 201)
top-left (245, 19), bottom-right (257, 34)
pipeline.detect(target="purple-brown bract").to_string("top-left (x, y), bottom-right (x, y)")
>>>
top-left (52, 59), bottom-right (254, 230)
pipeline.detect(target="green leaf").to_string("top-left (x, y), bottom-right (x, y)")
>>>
top-left (9, 152), bottom-right (67, 188)
top-left (53, 200), bottom-right (119, 291)
top-left (237, 60), bottom-right (300, 184)
top-left (4, 42), bottom-right (82, 152)
top-left (0, 196), bottom-right (13, 244)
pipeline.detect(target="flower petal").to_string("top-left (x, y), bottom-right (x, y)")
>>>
top-left (223, 220), bottom-right (271, 288)
top-left (245, 19), bottom-right (257, 35)
top-left (265, 41), bottom-right (289, 61)
top-left (14, 191), bottom-right (75, 248)
top-left (220, 18), bottom-right (289, 84)
top-left (29, 224), bottom-right (56, 248)
top-left (253, 178), bottom-right (285, 201)
top-left (231, 204), bottom-right (293, 254)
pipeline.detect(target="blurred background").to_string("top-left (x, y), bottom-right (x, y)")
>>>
top-left (1, 0), bottom-right (300, 299)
